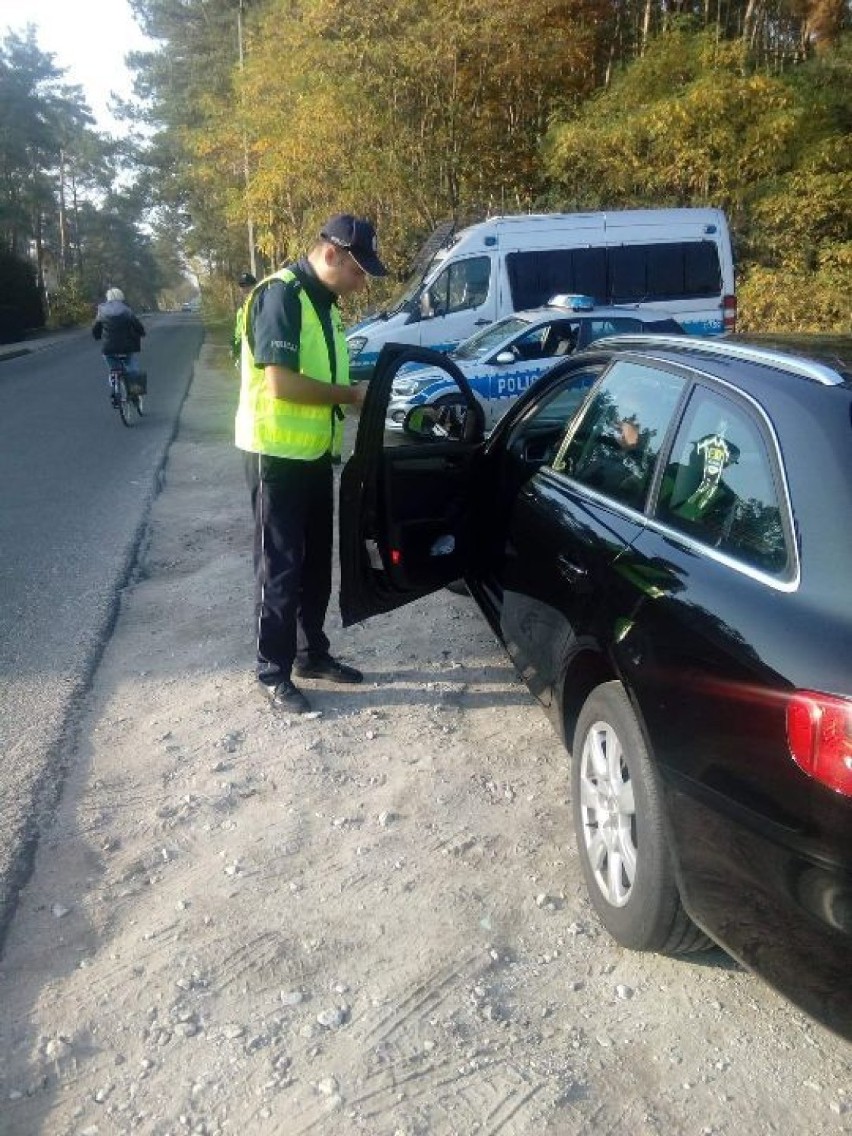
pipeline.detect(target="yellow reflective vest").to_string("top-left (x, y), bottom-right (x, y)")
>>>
top-left (235, 267), bottom-right (350, 459)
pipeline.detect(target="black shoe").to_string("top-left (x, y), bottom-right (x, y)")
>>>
top-left (293, 654), bottom-right (363, 684)
top-left (260, 679), bottom-right (312, 715)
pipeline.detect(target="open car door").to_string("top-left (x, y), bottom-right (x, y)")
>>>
top-left (339, 344), bottom-right (486, 627)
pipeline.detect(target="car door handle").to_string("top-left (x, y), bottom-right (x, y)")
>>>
top-left (474, 319), bottom-right (491, 326)
top-left (557, 554), bottom-right (588, 583)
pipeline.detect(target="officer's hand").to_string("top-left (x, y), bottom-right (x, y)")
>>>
top-left (349, 384), bottom-right (368, 410)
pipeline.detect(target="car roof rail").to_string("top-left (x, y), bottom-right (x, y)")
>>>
top-left (588, 334), bottom-right (847, 387)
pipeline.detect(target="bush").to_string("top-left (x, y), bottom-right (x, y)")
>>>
top-left (0, 252), bottom-right (44, 342)
top-left (739, 260), bottom-right (852, 333)
top-left (47, 274), bottom-right (92, 328)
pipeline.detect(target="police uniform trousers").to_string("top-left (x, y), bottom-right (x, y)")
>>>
top-left (245, 451), bottom-right (332, 685)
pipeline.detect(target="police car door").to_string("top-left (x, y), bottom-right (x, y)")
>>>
top-left (482, 319), bottom-right (579, 429)
top-left (339, 345), bottom-right (486, 627)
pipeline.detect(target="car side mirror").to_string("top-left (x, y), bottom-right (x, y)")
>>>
top-left (494, 350), bottom-right (515, 365)
top-left (403, 405), bottom-right (439, 438)
top-left (403, 400), bottom-right (476, 442)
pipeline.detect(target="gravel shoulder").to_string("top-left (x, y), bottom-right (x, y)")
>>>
top-left (0, 342), bottom-right (849, 1136)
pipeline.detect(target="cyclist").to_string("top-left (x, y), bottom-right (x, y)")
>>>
top-left (92, 288), bottom-right (146, 399)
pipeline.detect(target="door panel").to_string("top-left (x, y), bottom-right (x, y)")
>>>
top-left (380, 447), bottom-right (476, 588)
top-left (339, 344), bottom-right (485, 627)
top-left (494, 360), bottom-right (687, 704)
top-left (500, 473), bottom-right (645, 704)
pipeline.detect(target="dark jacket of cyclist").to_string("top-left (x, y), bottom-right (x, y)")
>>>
top-left (92, 288), bottom-right (146, 356)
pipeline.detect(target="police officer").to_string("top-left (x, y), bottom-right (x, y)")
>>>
top-left (236, 214), bottom-right (388, 715)
top-left (232, 272), bottom-right (257, 364)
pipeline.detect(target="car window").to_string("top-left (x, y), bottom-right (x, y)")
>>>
top-left (424, 256), bottom-right (491, 317)
top-left (587, 318), bottom-right (641, 342)
top-left (452, 316), bottom-right (529, 360)
top-left (655, 386), bottom-right (788, 574)
top-left (533, 369), bottom-right (602, 431)
top-left (502, 367), bottom-right (605, 469)
top-left (510, 320), bottom-right (578, 363)
top-left (553, 361), bottom-right (685, 511)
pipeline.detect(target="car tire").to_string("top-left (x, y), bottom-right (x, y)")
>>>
top-left (571, 681), bottom-right (710, 955)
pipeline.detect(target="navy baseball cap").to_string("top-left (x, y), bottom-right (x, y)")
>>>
top-left (320, 214), bottom-right (388, 277)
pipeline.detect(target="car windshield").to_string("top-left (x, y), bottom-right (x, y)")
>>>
top-left (382, 269), bottom-right (431, 317)
top-left (451, 317), bottom-right (532, 361)
top-left (383, 244), bottom-right (457, 317)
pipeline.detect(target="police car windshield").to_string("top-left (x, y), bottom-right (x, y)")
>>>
top-left (452, 316), bottom-right (531, 361)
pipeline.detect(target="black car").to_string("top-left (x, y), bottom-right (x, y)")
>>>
top-left (339, 334), bottom-right (852, 1040)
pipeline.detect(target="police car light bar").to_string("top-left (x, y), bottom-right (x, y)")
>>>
top-left (548, 294), bottom-right (595, 311)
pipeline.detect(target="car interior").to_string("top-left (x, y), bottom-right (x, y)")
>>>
top-left (511, 321), bottom-right (578, 363)
top-left (499, 367), bottom-right (605, 494)
top-left (553, 363), bottom-right (685, 512)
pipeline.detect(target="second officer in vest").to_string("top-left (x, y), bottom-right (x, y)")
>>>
top-left (236, 214), bottom-right (388, 715)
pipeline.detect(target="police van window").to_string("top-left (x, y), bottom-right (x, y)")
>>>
top-left (684, 243), bottom-right (722, 296)
top-left (507, 249), bottom-right (607, 310)
top-left (573, 248), bottom-right (608, 301)
top-left (652, 243), bottom-right (685, 297)
top-left (553, 362), bottom-right (685, 512)
top-left (609, 247), bottom-right (646, 301)
top-left (508, 243), bottom-right (721, 309)
top-left (655, 387), bottom-right (788, 575)
top-left (427, 257), bottom-right (491, 316)
top-left (645, 242), bottom-right (721, 299)
top-left (608, 243), bottom-right (722, 303)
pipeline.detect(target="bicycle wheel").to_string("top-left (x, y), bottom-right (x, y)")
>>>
top-left (133, 393), bottom-right (144, 416)
top-left (117, 376), bottom-right (134, 427)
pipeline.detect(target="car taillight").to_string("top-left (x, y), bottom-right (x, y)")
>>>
top-left (723, 294), bottom-right (737, 331)
top-left (787, 691), bottom-right (852, 796)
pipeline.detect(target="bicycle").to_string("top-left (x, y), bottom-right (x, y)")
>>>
top-left (108, 356), bottom-right (145, 427)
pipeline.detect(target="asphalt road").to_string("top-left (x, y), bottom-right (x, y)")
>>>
top-left (0, 313), bottom-right (204, 943)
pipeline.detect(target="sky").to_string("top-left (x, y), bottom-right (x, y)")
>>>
top-left (0, 0), bottom-right (154, 133)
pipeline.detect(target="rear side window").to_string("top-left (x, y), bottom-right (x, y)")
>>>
top-left (655, 387), bottom-right (788, 575)
top-left (585, 317), bottom-right (642, 343)
top-left (553, 361), bottom-right (685, 511)
top-left (507, 242), bottom-right (722, 308)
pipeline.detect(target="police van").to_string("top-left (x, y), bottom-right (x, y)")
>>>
top-left (347, 208), bottom-right (736, 381)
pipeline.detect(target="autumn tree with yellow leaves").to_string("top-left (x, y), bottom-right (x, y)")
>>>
top-left (128, 0), bottom-right (851, 328)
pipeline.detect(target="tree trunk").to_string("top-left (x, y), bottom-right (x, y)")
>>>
top-left (58, 148), bottom-right (69, 279)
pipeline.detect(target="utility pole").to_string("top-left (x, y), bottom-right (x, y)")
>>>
top-left (237, 0), bottom-right (257, 278)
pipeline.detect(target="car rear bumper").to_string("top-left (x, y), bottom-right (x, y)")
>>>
top-left (664, 781), bottom-right (852, 1040)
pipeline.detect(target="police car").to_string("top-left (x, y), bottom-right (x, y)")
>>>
top-left (384, 296), bottom-right (684, 433)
